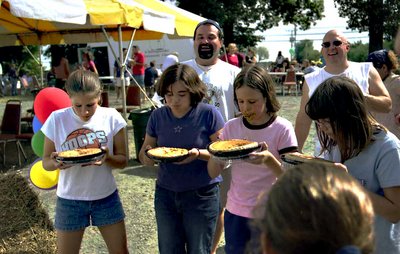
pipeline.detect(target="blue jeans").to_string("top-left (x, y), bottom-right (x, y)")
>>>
top-left (155, 183), bottom-right (220, 254)
top-left (10, 77), bottom-right (17, 96)
top-left (224, 210), bottom-right (262, 254)
top-left (133, 74), bottom-right (144, 87)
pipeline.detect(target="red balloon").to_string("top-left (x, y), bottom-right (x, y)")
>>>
top-left (34, 87), bottom-right (71, 124)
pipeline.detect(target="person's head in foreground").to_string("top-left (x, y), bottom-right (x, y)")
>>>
top-left (258, 163), bottom-right (374, 254)
top-left (305, 76), bottom-right (379, 162)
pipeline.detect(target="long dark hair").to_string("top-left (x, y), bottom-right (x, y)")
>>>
top-left (305, 76), bottom-right (379, 162)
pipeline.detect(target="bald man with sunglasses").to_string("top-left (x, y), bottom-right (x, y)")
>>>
top-left (295, 29), bottom-right (392, 153)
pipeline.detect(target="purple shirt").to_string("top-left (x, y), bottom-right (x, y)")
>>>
top-left (147, 103), bottom-right (225, 192)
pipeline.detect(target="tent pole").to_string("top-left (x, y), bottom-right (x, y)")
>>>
top-left (118, 25), bottom-right (130, 161)
top-left (39, 46), bottom-right (43, 87)
top-left (24, 45), bottom-right (44, 87)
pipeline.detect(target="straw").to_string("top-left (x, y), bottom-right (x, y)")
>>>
top-left (0, 170), bottom-right (56, 253)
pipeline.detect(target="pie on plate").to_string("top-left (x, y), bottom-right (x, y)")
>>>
top-left (146, 147), bottom-right (189, 162)
top-left (207, 139), bottom-right (260, 159)
top-left (281, 152), bottom-right (334, 165)
top-left (56, 148), bottom-right (105, 164)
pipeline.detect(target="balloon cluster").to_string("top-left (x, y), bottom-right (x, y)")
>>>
top-left (29, 88), bottom-right (71, 190)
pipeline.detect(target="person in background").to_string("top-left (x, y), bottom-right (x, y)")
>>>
top-left (131, 45), bottom-right (145, 86)
top-left (19, 71), bottom-right (30, 96)
top-left (275, 51), bottom-right (284, 69)
top-left (306, 76), bottom-right (400, 254)
top-left (8, 63), bottom-right (18, 96)
top-left (208, 65), bottom-right (298, 254)
top-left (220, 43), bottom-right (240, 68)
top-left (161, 52), bottom-right (179, 72)
top-left (52, 48), bottom-right (70, 90)
top-left (244, 47), bottom-right (257, 66)
top-left (82, 52), bottom-right (98, 75)
top-left (41, 69), bottom-right (129, 254)
top-left (139, 63), bottom-right (225, 254)
top-left (301, 59), bottom-right (311, 74)
top-left (144, 60), bottom-right (159, 98)
top-left (47, 69), bottom-right (56, 87)
top-left (366, 49), bottom-right (400, 139)
top-left (182, 19), bottom-right (241, 254)
top-left (257, 163), bottom-right (375, 254)
top-left (113, 48), bottom-right (131, 102)
top-left (295, 29), bottom-right (391, 153)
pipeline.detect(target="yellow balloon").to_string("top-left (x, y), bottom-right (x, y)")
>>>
top-left (29, 160), bottom-right (59, 190)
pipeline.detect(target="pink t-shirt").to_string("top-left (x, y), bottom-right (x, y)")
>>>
top-left (220, 54), bottom-right (239, 67)
top-left (221, 116), bottom-right (297, 218)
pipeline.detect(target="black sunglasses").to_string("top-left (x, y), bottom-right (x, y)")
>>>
top-left (321, 40), bottom-right (345, 48)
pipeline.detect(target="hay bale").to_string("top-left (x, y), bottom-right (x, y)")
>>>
top-left (0, 171), bottom-right (56, 253)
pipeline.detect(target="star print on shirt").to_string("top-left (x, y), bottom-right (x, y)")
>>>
top-left (174, 126), bottom-right (183, 133)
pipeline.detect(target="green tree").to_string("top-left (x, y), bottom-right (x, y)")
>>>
top-left (334, 0), bottom-right (400, 52)
top-left (44, 44), bottom-right (87, 67)
top-left (346, 40), bottom-right (394, 62)
top-left (347, 41), bottom-right (369, 62)
top-left (0, 46), bottom-right (41, 77)
top-left (176, 0), bottom-right (324, 48)
top-left (294, 40), bottom-right (321, 63)
top-left (256, 46), bottom-right (269, 61)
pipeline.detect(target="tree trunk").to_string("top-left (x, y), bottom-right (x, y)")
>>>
top-left (368, 0), bottom-right (384, 53)
top-left (223, 22), bottom-right (235, 48)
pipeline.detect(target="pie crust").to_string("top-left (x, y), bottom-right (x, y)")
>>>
top-left (146, 147), bottom-right (189, 158)
top-left (58, 148), bottom-right (102, 158)
top-left (282, 152), bottom-right (334, 165)
top-left (208, 139), bottom-right (259, 153)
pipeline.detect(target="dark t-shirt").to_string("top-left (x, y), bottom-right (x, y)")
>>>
top-left (144, 67), bottom-right (159, 87)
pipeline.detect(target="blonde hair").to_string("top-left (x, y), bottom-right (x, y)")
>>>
top-left (259, 163), bottom-right (374, 254)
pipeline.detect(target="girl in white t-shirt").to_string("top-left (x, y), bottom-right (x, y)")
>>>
top-left (42, 69), bottom-right (129, 253)
top-left (208, 65), bottom-right (298, 254)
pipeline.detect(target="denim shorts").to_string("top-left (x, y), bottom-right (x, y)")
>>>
top-left (55, 190), bottom-right (125, 231)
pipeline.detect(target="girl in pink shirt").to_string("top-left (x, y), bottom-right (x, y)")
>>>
top-left (208, 65), bottom-right (298, 254)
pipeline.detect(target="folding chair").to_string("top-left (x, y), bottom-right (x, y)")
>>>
top-left (282, 70), bottom-right (298, 96)
top-left (0, 100), bottom-right (27, 166)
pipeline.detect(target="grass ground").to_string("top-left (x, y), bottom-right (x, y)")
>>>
top-left (0, 88), bottom-right (315, 253)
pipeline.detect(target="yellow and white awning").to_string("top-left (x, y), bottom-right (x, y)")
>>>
top-left (0, 0), bottom-right (204, 46)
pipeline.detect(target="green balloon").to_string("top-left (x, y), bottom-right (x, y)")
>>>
top-left (31, 130), bottom-right (45, 157)
top-left (289, 48), bottom-right (295, 55)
